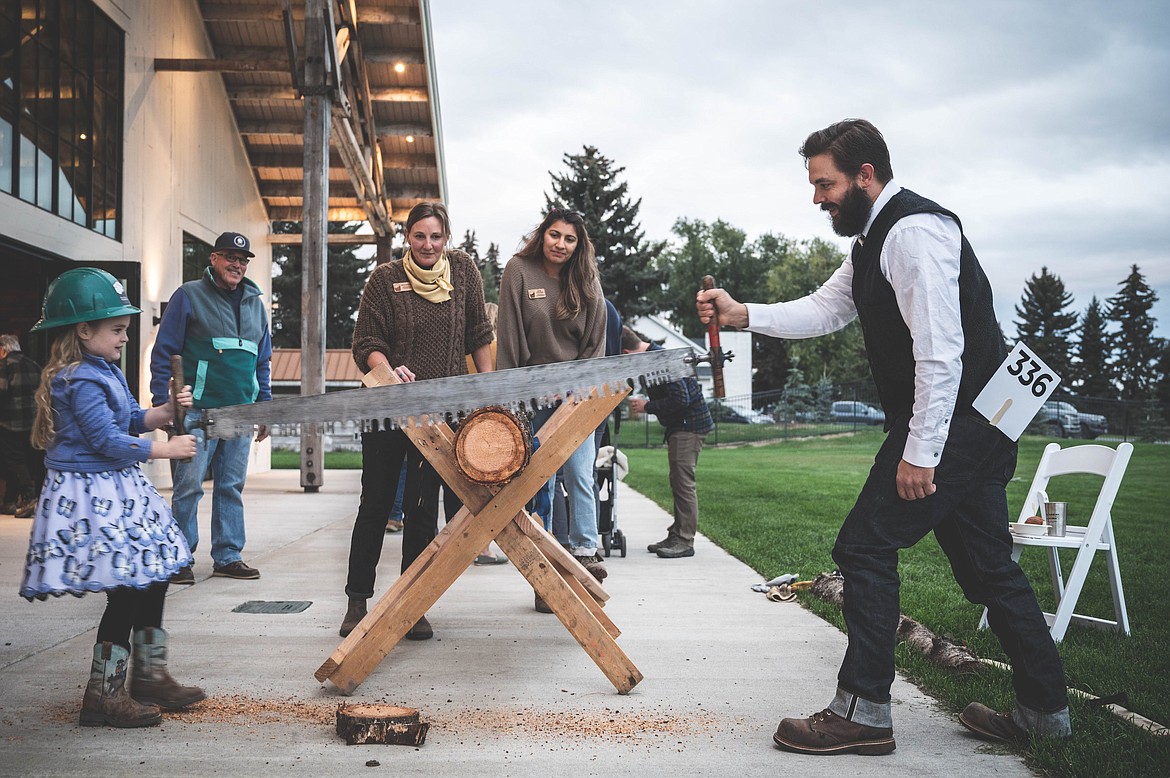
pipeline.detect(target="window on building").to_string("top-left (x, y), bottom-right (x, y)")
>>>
top-left (182, 232), bottom-right (212, 282)
top-left (0, 0), bottom-right (124, 239)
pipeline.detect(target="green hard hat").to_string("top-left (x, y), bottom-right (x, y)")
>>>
top-left (31, 268), bottom-right (143, 332)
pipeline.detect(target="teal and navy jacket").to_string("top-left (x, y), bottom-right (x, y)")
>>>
top-left (150, 268), bottom-right (272, 409)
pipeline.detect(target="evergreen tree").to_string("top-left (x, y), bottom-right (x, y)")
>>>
top-left (456, 229), bottom-right (501, 304)
top-left (1105, 264), bottom-right (1162, 401)
top-left (1071, 296), bottom-right (1114, 398)
top-left (482, 242), bottom-right (501, 304)
top-left (1155, 339), bottom-right (1170, 425)
top-left (270, 221), bottom-right (372, 348)
top-left (546, 145), bottom-right (666, 318)
top-left (458, 229), bottom-right (479, 261)
top-left (1013, 266), bottom-right (1078, 382)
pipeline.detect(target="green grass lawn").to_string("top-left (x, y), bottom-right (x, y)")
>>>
top-left (624, 432), bottom-right (1170, 777)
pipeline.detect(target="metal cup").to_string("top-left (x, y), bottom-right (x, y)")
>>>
top-left (1043, 501), bottom-right (1068, 537)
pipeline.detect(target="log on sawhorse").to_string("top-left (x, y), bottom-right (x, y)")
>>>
top-left (314, 364), bottom-right (642, 695)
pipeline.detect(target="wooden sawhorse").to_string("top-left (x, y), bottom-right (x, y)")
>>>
top-left (315, 364), bottom-right (642, 695)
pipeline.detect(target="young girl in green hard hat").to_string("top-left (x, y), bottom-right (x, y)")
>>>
top-left (19, 267), bottom-right (205, 728)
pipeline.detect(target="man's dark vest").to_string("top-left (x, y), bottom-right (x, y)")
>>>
top-left (852, 189), bottom-right (1006, 428)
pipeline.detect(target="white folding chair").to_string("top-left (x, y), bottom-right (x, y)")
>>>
top-left (979, 441), bottom-right (1134, 642)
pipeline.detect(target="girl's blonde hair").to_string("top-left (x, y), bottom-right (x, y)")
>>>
top-left (30, 327), bottom-right (85, 450)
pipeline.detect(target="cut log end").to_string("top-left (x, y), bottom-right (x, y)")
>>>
top-left (336, 703), bottom-right (429, 746)
top-left (454, 406), bottom-right (532, 484)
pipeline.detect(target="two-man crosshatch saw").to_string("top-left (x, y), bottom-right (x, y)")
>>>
top-left (200, 347), bottom-right (726, 695)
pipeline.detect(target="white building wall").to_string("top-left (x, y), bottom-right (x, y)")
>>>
top-left (0, 0), bottom-right (273, 483)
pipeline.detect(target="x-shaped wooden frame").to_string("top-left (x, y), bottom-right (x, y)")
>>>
top-left (315, 363), bottom-right (643, 695)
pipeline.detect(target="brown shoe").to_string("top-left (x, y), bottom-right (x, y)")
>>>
top-left (958, 702), bottom-right (1029, 743)
top-left (13, 498), bottom-right (37, 519)
top-left (574, 552), bottom-right (608, 582)
top-left (170, 565), bottom-right (195, 585)
top-left (405, 614), bottom-right (433, 640)
top-left (130, 627), bottom-right (206, 710)
top-left (80, 642), bottom-right (162, 728)
top-left (385, 518), bottom-right (403, 533)
top-left (772, 708), bottom-right (896, 755)
top-left (534, 593), bottom-right (553, 614)
top-left (212, 560), bottom-right (260, 579)
top-left (647, 536), bottom-right (674, 553)
top-left (339, 597), bottom-right (367, 637)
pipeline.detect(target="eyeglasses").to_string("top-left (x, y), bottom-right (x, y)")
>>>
top-left (214, 252), bottom-right (251, 266)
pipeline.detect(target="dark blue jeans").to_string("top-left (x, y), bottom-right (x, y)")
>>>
top-left (345, 428), bottom-right (462, 599)
top-left (832, 414), bottom-right (1068, 714)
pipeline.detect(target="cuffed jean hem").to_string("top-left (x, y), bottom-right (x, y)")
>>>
top-left (569, 546), bottom-right (598, 557)
top-left (828, 687), bottom-right (893, 729)
top-left (1013, 701), bottom-right (1072, 739)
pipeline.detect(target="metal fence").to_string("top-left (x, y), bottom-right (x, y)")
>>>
top-left (614, 385), bottom-right (1168, 449)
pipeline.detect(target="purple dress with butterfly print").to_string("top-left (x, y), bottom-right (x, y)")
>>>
top-left (19, 354), bottom-right (192, 600)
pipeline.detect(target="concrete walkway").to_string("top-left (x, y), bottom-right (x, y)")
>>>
top-left (0, 469), bottom-right (1031, 777)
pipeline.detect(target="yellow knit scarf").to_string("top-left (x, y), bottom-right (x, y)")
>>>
top-left (402, 248), bottom-right (454, 303)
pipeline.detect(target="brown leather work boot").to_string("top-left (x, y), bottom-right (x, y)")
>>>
top-left (574, 552), bottom-right (608, 582)
top-left (131, 627), bottom-right (206, 710)
top-left (80, 642), bottom-right (162, 728)
top-left (958, 702), bottom-right (1029, 743)
top-left (339, 597), bottom-right (367, 637)
top-left (772, 708), bottom-right (896, 755)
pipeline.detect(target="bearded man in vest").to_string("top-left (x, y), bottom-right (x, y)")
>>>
top-left (697, 119), bottom-right (1070, 754)
top-left (150, 231), bottom-right (272, 583)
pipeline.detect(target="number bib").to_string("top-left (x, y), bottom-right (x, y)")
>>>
top-left (972, 342), bottom-right (1061, 441)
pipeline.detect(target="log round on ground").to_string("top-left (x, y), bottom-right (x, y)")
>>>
top-left (336, 703), bottom-right (429, 746)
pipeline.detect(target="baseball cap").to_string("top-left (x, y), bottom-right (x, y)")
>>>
top-left (213, 231), bottom-right (254, 257)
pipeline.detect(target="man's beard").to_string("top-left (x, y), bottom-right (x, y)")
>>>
top-left (827, 184), bottom-right (872, 237)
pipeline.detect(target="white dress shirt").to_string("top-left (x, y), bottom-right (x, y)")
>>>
top-left (745, 180), bottom-right (965, 468)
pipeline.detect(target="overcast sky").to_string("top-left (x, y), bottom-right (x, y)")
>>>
top-left (427, 0), bottom-right (1169, 339)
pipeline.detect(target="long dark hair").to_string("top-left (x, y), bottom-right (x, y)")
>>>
top-left (514, 207), bottom-right (599, 320)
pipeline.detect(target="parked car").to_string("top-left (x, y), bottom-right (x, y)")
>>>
top-left (1040, 400), bottom-right (1106, 439)
top-left (1077, 409), bottom-right (1108, 440)
top-left (830, 401), bottom-right (885, 425)
top-left (1036, 401), bottom-right (1083, 438)
top-left (707, 402), bottom-right (773, 425)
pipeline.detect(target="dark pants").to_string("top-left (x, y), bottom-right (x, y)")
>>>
top-left (97, 584), bottom-right (167, 650)
top-left (832, 414), bottom-right (1068, 714)
top-left (345, 429), bottom-right (460, 599)
top-left (0, 427), bottom-right (42, 504)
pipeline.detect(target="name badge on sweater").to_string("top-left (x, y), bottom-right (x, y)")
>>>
top-left (528, 288), bottom-right (547, 299)
top-left (393, 282), bottom-right (412, 293)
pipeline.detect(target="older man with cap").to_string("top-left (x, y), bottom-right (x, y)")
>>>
top-left (150, 231), bottom-right (272, 583)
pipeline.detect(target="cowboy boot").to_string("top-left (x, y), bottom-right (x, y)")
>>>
top-left (80, 642), bottom-right (162, 728)
top-left (131, 627), bottom-right (206, 709)
top-left (339, 597), bottom-right (367, 637)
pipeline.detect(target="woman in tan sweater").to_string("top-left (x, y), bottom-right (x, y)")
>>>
top-left (497, 207), bottom-right (608, 595)
top-left (342, 202), bottom-right (494, 640)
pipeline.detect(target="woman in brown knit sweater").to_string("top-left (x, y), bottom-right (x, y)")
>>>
top-left (497, 207), bottom-right (609, 598)
top-left (341, 202), bottom-right (494, 640)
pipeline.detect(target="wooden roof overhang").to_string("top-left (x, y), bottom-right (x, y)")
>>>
top-left (156, 0), bottom-right (446, 242)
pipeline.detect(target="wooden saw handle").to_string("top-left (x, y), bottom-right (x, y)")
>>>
top-left (169, 355), bottom-right (192, 463)
top-left (701, 275), bottom-right (726, 398)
